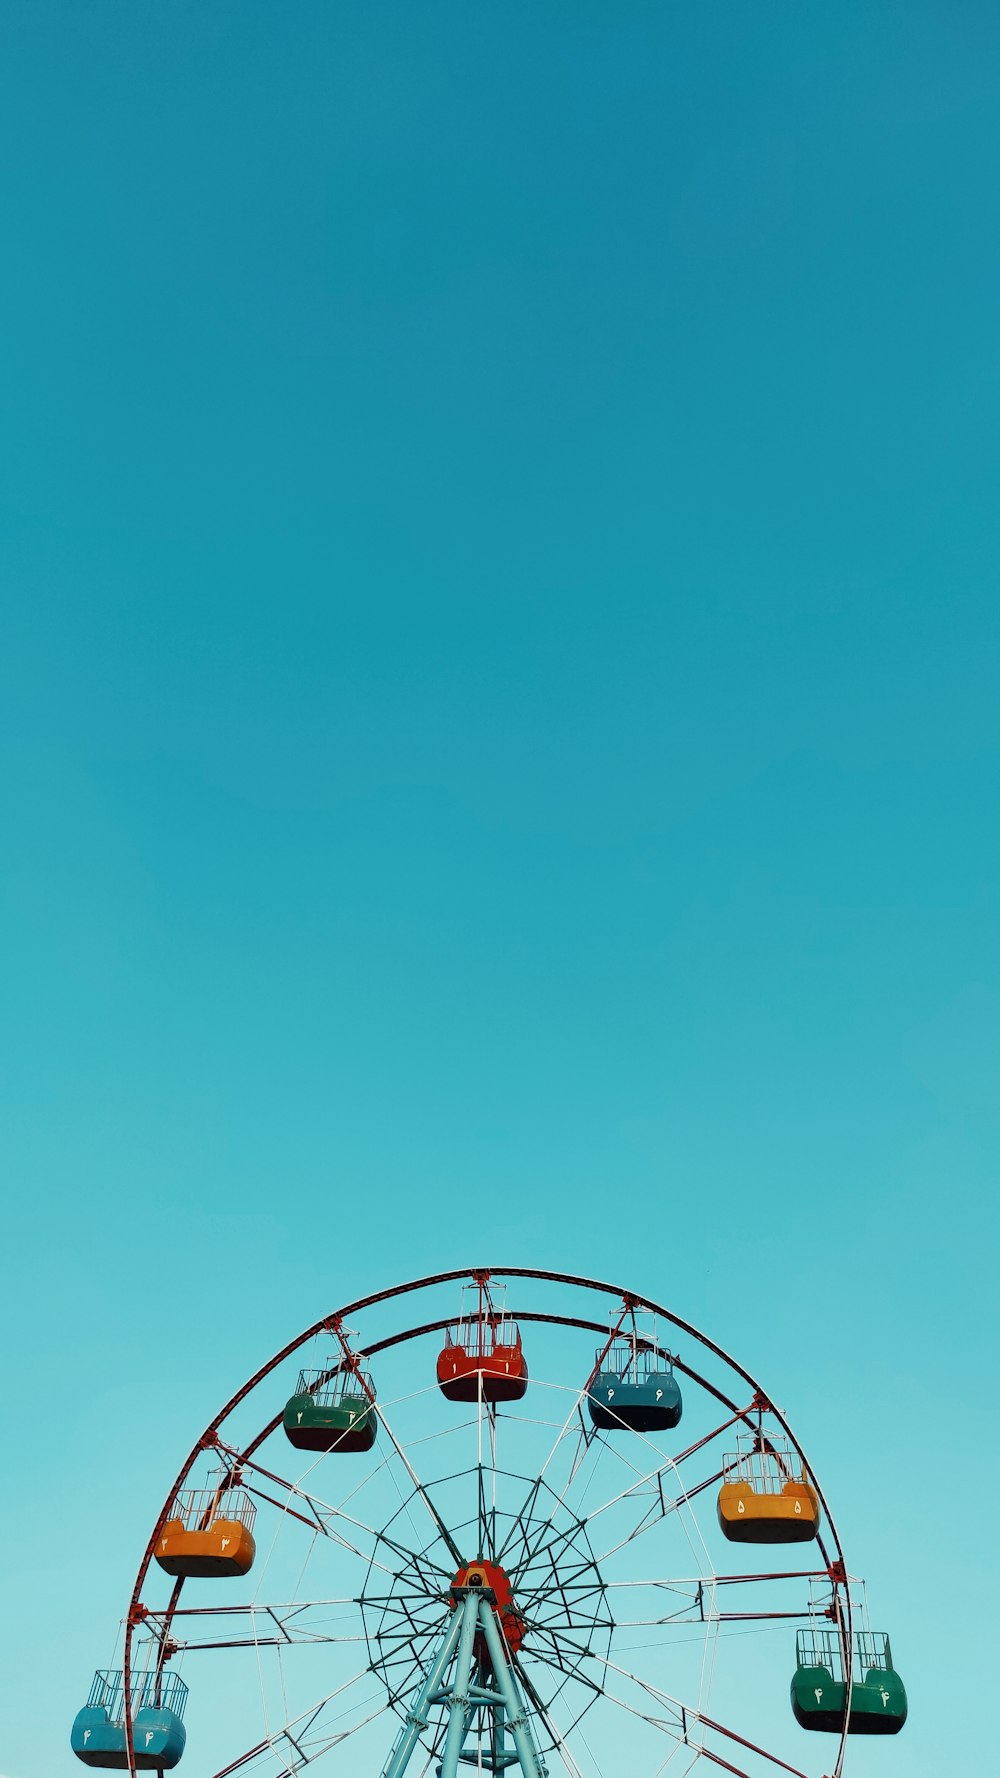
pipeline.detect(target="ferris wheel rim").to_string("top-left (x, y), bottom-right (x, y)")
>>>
top-left (120, 1266), bottom-right (854, 1778)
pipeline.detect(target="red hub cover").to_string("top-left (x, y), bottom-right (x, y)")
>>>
top-left (451, 1561), bottom-right (526, 1657)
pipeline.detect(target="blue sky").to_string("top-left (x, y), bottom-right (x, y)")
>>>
top-left (1, 3), bottom-right (998, 1774)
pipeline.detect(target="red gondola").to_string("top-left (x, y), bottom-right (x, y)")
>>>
top-left (437, 1280), bottom-right (528, 1403)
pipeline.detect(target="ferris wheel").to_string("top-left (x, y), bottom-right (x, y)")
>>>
top-left (70, 1267), bottom-right (907, 1778)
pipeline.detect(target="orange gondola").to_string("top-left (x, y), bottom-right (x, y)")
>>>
top-left (155, 1484), bottom-right (256, 1577)
top-left (717, 1436), bottom-right (819, 1544)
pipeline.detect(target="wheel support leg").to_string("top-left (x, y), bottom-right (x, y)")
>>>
top-left (477, 1602), bottom-right (547, 1778)
top-left (491, 1701), bottom-right (506, 1772)
top-left (438, 1594), bottom-right (482, 1778)
top-left (380, 1591), bottom-right (546, 1778)
top-left (380, 1603), bottom-right (466, 1778)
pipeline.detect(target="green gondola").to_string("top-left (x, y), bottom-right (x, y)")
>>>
top-left (283, 1366), bottom-right (378, 1452)
top-left (791, 1629), bottom-right (907, 1735)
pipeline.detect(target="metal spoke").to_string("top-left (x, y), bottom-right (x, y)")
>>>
top-left (239, 1453), bottom-right (452, 1587)
top-left (524, 1640), bottom-right (687, 1738)
top-left (513, 1453), bottom-right (716, 1586)
top-left (601, 1569), bottom-right (830, 1589)
top-left (143, 1598), bottom-right (370, 1652)
top-left (369, 1393), bottom-right (466, 1569)
top-left (524, 1627), bottom-right (814, 1778)
top-left (513, 1397), bottom-right (751, 1590)
top-left (513, 1661), bottom-right (589, 1778)
top-left (208, 1669), bottom-right (384, 1778)
top-left (504, 1381), bottom-right (749, 1582)
top-left (588, 1467), bottom-right (724, 1570)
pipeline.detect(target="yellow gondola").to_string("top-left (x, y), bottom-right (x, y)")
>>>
top-left (717, 1436), bottom-right (818, 1544)
top-left (154, 1485), bottom-right (256, 1578)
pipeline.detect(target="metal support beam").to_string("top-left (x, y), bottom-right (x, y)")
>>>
top-left (381, 1590), bottom-right (546, 1778)
top-left (437, 1594), bottom-right (482, 1778)
top-left (380, 1603), bottom-right (465, 1778)
top-left (476, 1601), bottom-right (547, 1778)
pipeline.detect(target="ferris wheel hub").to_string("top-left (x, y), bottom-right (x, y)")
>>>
top-left (451, 1562), bottom-right (526, 1655)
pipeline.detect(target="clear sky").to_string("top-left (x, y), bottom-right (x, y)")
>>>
top-left (1, 3), bottom-right (997, 1774)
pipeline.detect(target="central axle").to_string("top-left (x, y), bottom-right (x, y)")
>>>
top-left (451, 1562), bottom-right (526, 1657)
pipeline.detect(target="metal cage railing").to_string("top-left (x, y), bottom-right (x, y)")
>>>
top-left (446, 1316), bottom-right (522, 1356)
top-left (85, 1671), bottom-right (189, 1720)
top-left (795, 1628), bottom-right (894, 1682)
top-left (723, 1434), bottom-right (803, 1493)
top-left (166, 1486), bottom-right (256, 1533)
top-left (295, 1365), bottom-right (376, 1408)
top-left (598, 1338), bottom-right (674, 1382)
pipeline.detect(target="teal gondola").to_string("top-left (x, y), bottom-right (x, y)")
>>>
top-left (72, 1672), bottom-right (188, 1769)
top-left (587, 1338), bottom-right (682, 1432)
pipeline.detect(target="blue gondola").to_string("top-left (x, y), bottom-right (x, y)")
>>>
top-left (587, 1338), bottom-right (682, 1432)
top-left (72, 1672), bottom-right (188, 1770)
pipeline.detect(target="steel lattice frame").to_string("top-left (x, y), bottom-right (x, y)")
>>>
top-left (113, 1268), bottom-right (857, 1778)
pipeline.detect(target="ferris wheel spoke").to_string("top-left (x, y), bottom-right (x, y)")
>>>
top-left (588, 1467), bottom-right (725, 1569)
top-left (682, 1714), bottom-right (813, 1778)
top-left (525, 1641), bottom-right (764, 1778)
top-left (207, 1669), bottom-right (385, 1778)
top-left (520, 1302), bottom-right (633, 1502)
top-left (505, 1391), bottom-right (750, 1583)
top-left (524, 1641), bottom-right (687, 1738)
top-left (601, 1568), bottom-right (830, 1592)
top-left (529, 1379), bottom-right (597, 1488)
top-left (511, 1454), bottom-right (714, 1587)
top-left (535, 1620), bottom-right (701, 1719)
top-left (142, 1598), bottom-right (368, 1651)
top-left (512, 1659), bottom-right (590, 1778)
top-left (518, 1577), bottom-right (610, 1634)
top-left (511, 1400), bottom-right (748, 1589)
top-left (594, 1404), bottom-right (749, 1496)
top-left (474, 1378), bottom-right (501, 1563)
top-left (363, 1392), bottom-right (466, 1568)
top-left (495, 1370), bottom-right (636, 1568)
top-left (526, 1626), bottom-right (814, 1778)
top-left (238, 1453), bottom-right (452, 1587)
